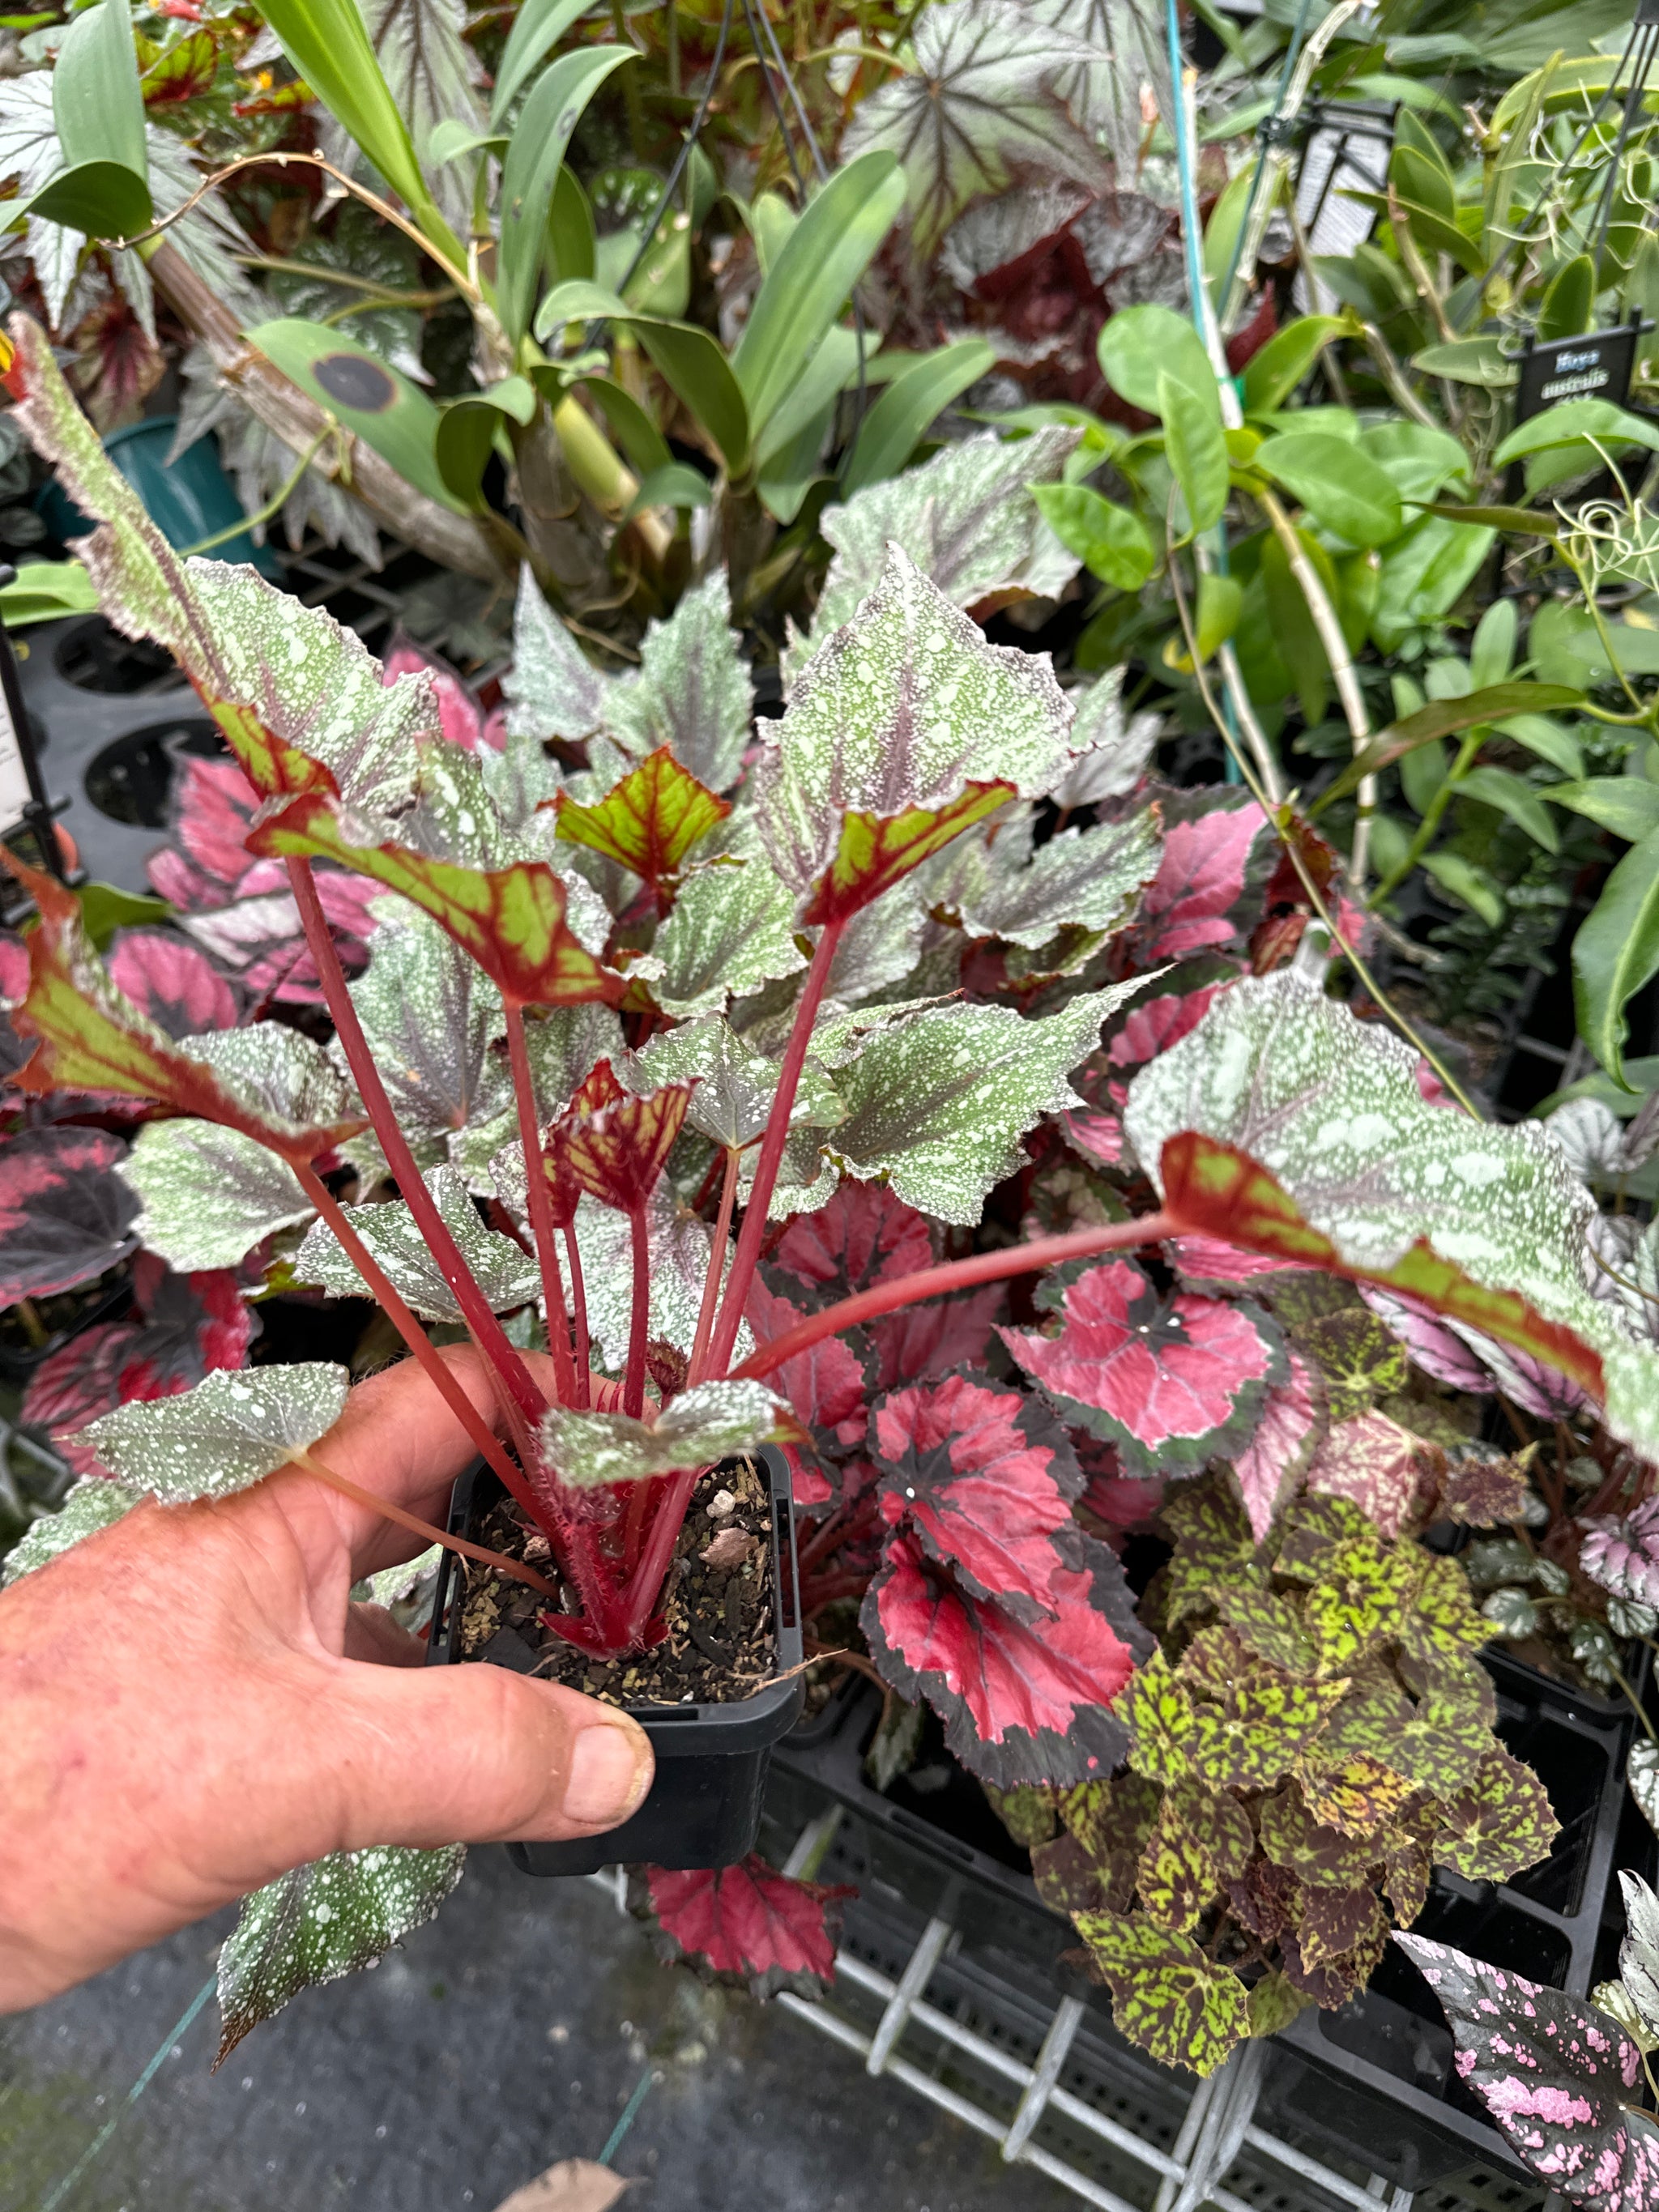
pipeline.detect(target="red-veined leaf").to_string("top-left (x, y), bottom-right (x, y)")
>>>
top-left (547, 1058), bottom-right (694, 1213)
top-left (772, 1179), bottom-right (933, 1298)
top-left (106, 929), bottom-right (238, 1039)
top-left (870, 1370), bottom-right (1084, 1617)
top-left (747, 1277), bottom-right (868, 1443)
top-left (1226, 1349), bottom-right (1324, 1542)
top-left (1001, 1256), bottom-right (1285, 1477)
top-left (1107, 985), bottom-right (1220, 1071)
top-left (1304, 1410), bottom-right (1444, 1540)
top-left (862, 1526), bottom-right (1149, 1788)
top-left (869, 1282), bottom-right (1004, 1390)
top-left (553, 747), bottom-right (731, 892)
top-left (247, 791), bottom-right (625, 1011)
top-left (0, 1127), bottom-right (140, 1303)
top-left (637, 1856), bottom-right (853, 1998)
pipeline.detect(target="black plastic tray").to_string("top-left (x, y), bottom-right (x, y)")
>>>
top-left (429, 1444), bottom-right (804, 1875)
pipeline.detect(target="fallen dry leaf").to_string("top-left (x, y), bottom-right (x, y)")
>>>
top-left (492, 2158), bottom-right (629, 2212)
top-left (699, 1526), bottom-right (757, 1571)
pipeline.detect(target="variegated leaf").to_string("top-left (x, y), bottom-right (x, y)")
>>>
top-left (622, 1015), bottom-right (841, 1153)
top-left (540, 1379), bottom-right (779, 1488)
top-left (1050, 670), bottom-right (1161, 808)
top-left (501, 566), bottom-right (612, 745)
top-left (950, 808), bottom-right (1161, 948)
top-left (296, 1164), bottom-right (537, 1319)
top-left (603, 572), bottom-right (752, 794)
top-left (80, 1364), bottom-right (351, 1498)
top-left (652, 858), bottom-right (807, 1017)
top-left (118, 1119), bottom-right (314, 1271)
top-left (451, 1002), bottom-right (624, 1187)
top-left (821, 984), bottom-right (1145, 1222)
top-left (564, 1190), bottom-right (752, 1367)
top-left (181, 1023), bottom-right (359, 1130)
top-left (344, 903), bottom-right (510, 1142)
top-left (218, 1843), bottom-right (467, 2061)
top-left (0, 1474), bottom-right (139, 1586)
top-left (1123, 972), bottom-right (1659, 1464)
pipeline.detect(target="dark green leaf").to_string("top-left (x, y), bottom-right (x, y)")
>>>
top-left (1574, 826), bottom-right (1659, 1089)
top-left (1311, 682), bottom-right (1583, 812)
top-left (246, 320), bottom-right (462, 514)
top-left (497, 46), bottom-right (637, 347)
top-left (1538, 254), bottom-right (1594, 342)
top-left (842, 339), bottom-right (996, 498)
top-left (1161, 370), bottom-right (1228, 535)
top-left (1029, 482), bottom-right (1155, 590)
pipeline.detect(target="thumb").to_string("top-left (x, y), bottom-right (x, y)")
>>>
top-left (322, 1658), bottom-right (654, 1851)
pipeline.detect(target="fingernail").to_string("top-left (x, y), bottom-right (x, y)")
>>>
top-left (563, 1715), bottom-right (653, 1828)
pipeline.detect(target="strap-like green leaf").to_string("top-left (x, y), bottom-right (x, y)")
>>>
top-left (535, 283), bottom-right (752, 475)
top-left (246, 319), bottom-right (463, 514)
top-left (841, 338), bottom-right (995, 497)
top-left (434, 377), bottom-right (537, 509)
top-left (498, 46), bottom-right (637, 347)
top-left (53, 0), bottom-right (147, 181)
top-left (1311, 682), bottom-right (1583, 811)
top-left (491, 0), bottom-right (592, 121)
top-left (1574, 827), bottom-right (1659, 1091)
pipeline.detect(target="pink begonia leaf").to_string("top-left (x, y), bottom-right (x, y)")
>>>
top-left (147, 844), bottom-right (233, 913)
top-left (171, 754), bottom-right (260, 889)
top-left (772, 1178), bottom-right (932, 1300)
top-left (1396, 1933), bottom-right (1659, 2210)
top-left (869, 1370), bottom-right (1083, 1618)
top-left (638, 1856), bottom-right (853, 1998)
top-left (1061, 1105), bottom-right (1126, 1168)
top-left (0, 1127), bottom-right (141, 1303)
top-left (1169, 1234), bottom-right (1307, 1294)
top-left (781, 1439), bottom-right (834, 1509)
top-left (1453, 1328), bottom-right (1588, 1423)
top-left (1107, 985), bottom-right (1220, 1072)
top-left (0, 929), bottom-right (29, 1000)
top-left (1000, 1256), bottom-right (1285, 1477)
top-left (22, 1255), bottom-right (255, 1473)
top-left (863, 1527), bottom-right (1149, 1788)
top-left (1227, 1349), bottom-right (1324, 1542)
top-left (106, 929), bottom-right (238, 1039)
top-left (1075, 1438), bottom-right (1165, 1535)
top-left (1358, 1287), bottom-right (1495, 1395)
top-left (1580, 1496), bottom-right (1659, 1609)
top-left (1415, 1059), bottom-right (1457, 1108)
top-left (748, 1277), bottom-right (868, 1445)
top-left (869, 1282), bottom-right (1004, 1390)
top-left (382, 634), bottom-right (497, 754)
top-left (1128, 799), bottom-right (1267, 965)
top-left (1303, 1409), bottom-right (1442, 1541)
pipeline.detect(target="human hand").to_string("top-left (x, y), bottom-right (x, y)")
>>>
top-left (0, 1345), bottom-right (653, 2013)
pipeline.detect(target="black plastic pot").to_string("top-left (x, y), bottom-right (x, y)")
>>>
top-left (772, 1650), bottom-right (1648, 2196)
top-left (427, 1444), bottom-right (804, 1876)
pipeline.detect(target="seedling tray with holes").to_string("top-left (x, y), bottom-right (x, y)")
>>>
top-left (772, 1656), bottom-right (1646, 2195)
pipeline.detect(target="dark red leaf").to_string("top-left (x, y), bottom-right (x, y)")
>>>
top-left (869, 1281), bottom-right (1004, 1390)
top-left (747, 1277), bottom-right (868, 1443)
top-left (638, 1856), bottom-right (854, 1998)
top-left (106, 929), bottom-right (238, 1039)
top-left (1001, 1257), bottom-right (1285, 1476)
top-left (1076, 1438), bottom-right (1166, 1535)
top-left (0, 1126), bottom-right (140, 1302)
top-left (1127, 800), bottom-right (1267, 965)
top-left (1227, 1348), bottom-right (1324, 1541)
top-left (870, 1370), bottom-right (1083, 1617)
top-left (862, 1526), bottom-right (1148, 1788)
top-left (772, 1180), bottom-right (932, 1299)
top-left (548, 1058), bottom-right (693, 1213)
top-left (1107, 986), bottom-right (1220, 1072)
top-left (781, 1438), bottom-right (834, 1507)
top-left (1397, 1933), bottom-right (1659, 2210)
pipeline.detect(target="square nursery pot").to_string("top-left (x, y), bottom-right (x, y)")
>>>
top-left (771, 1649), bottom-right (1653, 2197)
top-left (426, 1444), bottom-right (804, 1877)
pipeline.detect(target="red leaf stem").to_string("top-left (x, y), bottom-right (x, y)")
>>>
top-left (621, 1464), bottom-right (697, 1647)
top-left (801, 1569), bottom-right (873, 1610)
top-left (504, 1000), bottom-right (577, 1404)
top-left (564, 1223), bottom-right (591, 1409)
top-left (731, 1214), bottom-right (1179, 1384)
top-left (625, 1204), bottom-right (650, 1418)
top-left (706, 914), bottom-right (847, 1376)
top-left (286, 856), bottom-right (548, 1430)
top-left (295, 1446), bottom-right (559, 1600)
top-left (689, 1145), bottom-right (740, 1387)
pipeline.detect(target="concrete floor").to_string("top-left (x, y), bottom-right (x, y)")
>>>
top-left (0, 1846), bottom-right (1076, 2212)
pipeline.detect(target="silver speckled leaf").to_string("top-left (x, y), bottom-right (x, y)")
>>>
top-left (757, 544), bottom-right (1079, 903)
top-left (181, 1023), bottom-right (360, 1132)
top-left (479, 722), bottom-right (565, 834)
top-left (1, 1475), bottom-right (139, 1586)
top-left (346, 906), bottom-right (510, 1144)
top-left (955, 808), bottom-right (1161, 948)
top-left (652, 858), bottom-right (806, 1018)
top-left (567, 1189), bottom-right (752, 1368)
top-left (541, 1379), bottom-right (779, 1489)
top-left (1051, 668), bottom-right (1162, 808)
top-left (217, 1843), bottom-right (467, 2062)
top-left (800, 428), bottom-right (1082, 656)
top-left (450, 1002), bottom-right (624, 1190)
top-left (624, 1016), bottom-right (842, 1153)
top-left (118, 1119), bottom-right (314, 1271)
top-left (81, 1364), bottom-right (352, 1498)
top-left (296, 1165), bottom-right (538, 1320)
top-left (1123, 973), bottom-right (1659, 1464)
top-left (824, 983), bottom-right (1145, 1222)
top-left (825, 887), bottom-right (929, 1004)
top-left (501, 565), bottom-right (612, 743)
top-left (603, 572), bottom-right (752, 794)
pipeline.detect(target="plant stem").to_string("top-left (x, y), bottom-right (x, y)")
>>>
top-left (734, 1213), bottom-right (1180, 1380)
top-left (625, 1204), bottom-right (651, 1417)
top-left (292, 1446), bottom-right (559, 1600)
top-left (688, 1147), bottom-right (741, 1386)
top-left (620, 1466), bottom-right (695, 1643)
top-left (504, 1003), bottom-right (577, 1404)
top-left (565, 1225), bottom-right (591, 1408)
top-left (1358, 321), bottom-right (1440, 429)
top-left (706, 915), bottom-right (846, 1373)
top-left (1371, 726), bottom-right (1484, 903)
top-left (286, 857), bottom-right (549, 1432)
top-left (291, 1161), bottom-right (539, 1516)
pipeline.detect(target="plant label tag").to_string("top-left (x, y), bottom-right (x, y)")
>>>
top-left (1515, 322), bottom-right (1641, 424)
top-left (0, 646), bottom-right (32, 837)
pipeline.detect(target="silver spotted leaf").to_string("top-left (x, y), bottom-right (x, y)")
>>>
top-left (951, 808), bottom-right (1161, 949)
top-left (652, 858), bottom-right (806, 1018)
top-left (756, 543), bottom-right (1080, 910)
top-left (825, 886), bottom-right (930, 1004)
top-left (802, 428), bottom-right (1082, 653)
top-left (217, 1842), bottom-right (467, 2062)
top-left (603, 572), bottom-right (752, 794)
top-left (80, 1363), bottom-right (351, 1498)
top-left (1, 1474), bottom-right (139, 1587)
top-left (296, 1164), bottom-right (538, 1320)
top-left (565, 1189), bottom-right (753, 1369)
top-left (541, 1379), bottom-right (780, 1489)
top-left (822, 983), bottom-right (1145, 1223)
top-left (1050, 668), bottom-right (1162, 809)
top-left (450, 1001), bottom-right (624, 1190)
top-left (1580, 1497), bottom-right (1659, 1608)
top-left (1631, 1740), bottom-right (1659, 1842)
top-left (501, 565), bottom-right (612, 744)
top-left (181, 1023), bottom-right (359, 1131)
top-left (344, 903), bottom-right (510, 1144)
top-left (1620, 1871), bottom-right (1659, 2042)
top-left (1123, 972), bottom-right (1659, 1464)
top-left (118, 1119), bottom-right (313, 1271)
top-left (622, 1015), bottom-right (842, 1153)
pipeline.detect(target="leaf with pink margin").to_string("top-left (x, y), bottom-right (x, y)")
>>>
top-left (1396, 1932), bottom-right (1659, 2209)
top-left (635, 1856), bottom-right (853, 1999)
top-left (862, 1526), bottom-right (1149, 1788)
top-left (0, 1126), bottom-right (141, 1303)
top-left (106, 930), bottom-right (238, 1039)
top-left (1226, 1349), bottom-right (1324, 1542)
top-left (869, 1370), bottom-right (1084, 1617)
top-left (1580, 1496), bottom-right (1659, 1609)
top-left (1000, 1256), bottom-right (1286, 1477)
top-left (869, 1282), bottom-right (1004, 1390)
top-left (746, 1277), bottom-right (868, 1446)
top-left (1126, 799), bottom-right (1267, 965)
top-left (772, 1178), bottom-right (933, 1299)
top-left (1304, 1410), bottom-right (1444, 1540)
